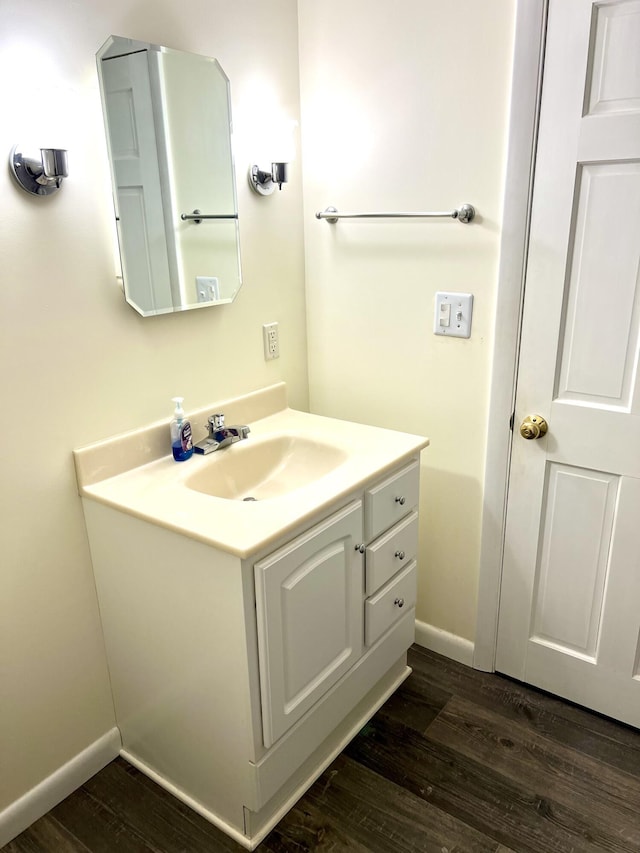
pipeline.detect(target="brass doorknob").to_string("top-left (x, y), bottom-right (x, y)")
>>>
top-left (519, 414), bottom-right (548, 440)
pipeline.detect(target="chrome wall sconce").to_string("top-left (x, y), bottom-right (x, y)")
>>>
top-left (9, 145), bottom-right (68, 196)
top-left (248, 162), bottom-right (289, 196)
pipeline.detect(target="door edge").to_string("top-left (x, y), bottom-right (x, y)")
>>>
top-left (473, 0), bottom-right (548, 671)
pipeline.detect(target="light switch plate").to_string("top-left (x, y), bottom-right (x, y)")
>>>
top-left (434, 292), bottom-right (473, 338)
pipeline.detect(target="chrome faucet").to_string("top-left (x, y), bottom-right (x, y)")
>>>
top-left (193, 413), bottom-right (251, 455)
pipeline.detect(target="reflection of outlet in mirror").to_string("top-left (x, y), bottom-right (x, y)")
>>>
top-left (196, 276), bottom-right (220, 303)
top-left (434, 292), bottom-right (473, 338)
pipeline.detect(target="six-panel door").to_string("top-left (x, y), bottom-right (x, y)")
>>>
top-left (497, 0), bottom-right (640, 728)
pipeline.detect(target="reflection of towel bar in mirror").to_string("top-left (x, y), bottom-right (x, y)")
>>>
top-left (180, 210), bottom-right (240, 223)
top-left (315, 204), bottom-right (476, 224)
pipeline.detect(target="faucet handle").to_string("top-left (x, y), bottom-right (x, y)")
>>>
top-left (205, 414), bottom-right (250, 442)
top-left (209, 413), bottom-right (225, 430)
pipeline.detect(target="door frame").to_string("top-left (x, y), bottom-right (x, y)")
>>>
top-left (473, 0), bottom-right (548, 671)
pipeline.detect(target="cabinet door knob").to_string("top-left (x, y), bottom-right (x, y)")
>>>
top-left (394, 597), bottom-right (405, 608)
top-left (395, 496), bottom-right (406, 506)
top-left (354, 543), bottom-right (365, 554)
top-left (394, 550), bottom-right (405, 560)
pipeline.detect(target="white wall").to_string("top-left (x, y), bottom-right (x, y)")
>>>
top-left (0, 0), bottom-right (307, 812)
top-left (298, 1), bottom-right (515, 643)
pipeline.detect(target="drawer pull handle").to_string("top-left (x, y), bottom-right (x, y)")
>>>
top-left (394, 597), bottom-right (405, 608)
top-left (395, 496), bottom-right (406, 506)
top-left (394, 550), bottom-right (405, 560)
top-left (355, 543), bottom-right (365, 554)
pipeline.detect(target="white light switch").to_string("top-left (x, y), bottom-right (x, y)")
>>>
top-left (434, 292), bottom-right (473, 338)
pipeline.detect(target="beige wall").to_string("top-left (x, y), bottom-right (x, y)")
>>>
top-left (2, 0), bottom-right (518, 820)
top-left (0, 0), bottom-right (307, 810)
top-left (298, 1), bottom-right (515, 641)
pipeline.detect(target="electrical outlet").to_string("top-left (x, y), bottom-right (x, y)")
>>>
top-left (263, 322), bottom-right (280, 360)
top-left (196, 276), bottom-right (220, 303)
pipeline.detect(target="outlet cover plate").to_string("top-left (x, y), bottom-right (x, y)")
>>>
top-left (263, 322), bottom-right (280, 360)
top-left (196, 276), bottom-right (220, 303)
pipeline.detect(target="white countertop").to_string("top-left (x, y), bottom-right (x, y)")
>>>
top-left (75, 385), bottom-right (429, 558)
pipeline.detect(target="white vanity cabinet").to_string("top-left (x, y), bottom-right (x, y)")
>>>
top-left (81, 452), bottom-right (422, 849)
top-left (253, 459), bottom-right (420, 753)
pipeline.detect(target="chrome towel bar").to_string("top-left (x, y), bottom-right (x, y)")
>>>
top-left (315, 204), bottom-right (475, 224)
top-left (181, 209), bottom-right (239, 223)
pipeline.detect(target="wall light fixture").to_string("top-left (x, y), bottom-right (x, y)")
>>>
top-left (248, 162), bottom-right (289, 196)
top-left (9, 145), bottom-right (68, 196)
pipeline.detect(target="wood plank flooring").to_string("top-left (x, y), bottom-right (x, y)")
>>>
top-left (6, 645), bottom-right (640, 852)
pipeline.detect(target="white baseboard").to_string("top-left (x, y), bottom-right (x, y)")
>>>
top-left (120, 748), bottom-right (252, 849)
top-left (0, 727), bottom-right (121, 848)
top-left (414, 619), bottom-right (475, 667)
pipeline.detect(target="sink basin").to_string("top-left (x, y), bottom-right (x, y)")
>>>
top-left (184, 434), bottom-right (348, 500)
top-left (75, 385), bottom-right (430, 556)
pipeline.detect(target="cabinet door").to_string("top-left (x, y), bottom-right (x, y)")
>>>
top-left (254, 500), bottom-right (364, 748)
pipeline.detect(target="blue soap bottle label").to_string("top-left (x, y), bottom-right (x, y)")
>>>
top-left (170, 397), bottom-right (194, 462)
top-left (180, 421), bottom-right (192, 453)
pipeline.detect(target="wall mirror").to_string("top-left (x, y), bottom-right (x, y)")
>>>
top-left (97, 36), bottom-right (242, 316)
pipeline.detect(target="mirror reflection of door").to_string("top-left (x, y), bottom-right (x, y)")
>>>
top-left (97, 37), bottom-right (242, 317)
top-left (101, 51), bottom-right (176, 314)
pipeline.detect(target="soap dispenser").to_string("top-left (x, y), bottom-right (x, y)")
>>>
top-left (170, 397), bottom-right (193, 462)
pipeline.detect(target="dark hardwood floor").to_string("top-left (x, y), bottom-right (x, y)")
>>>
top-left (6, 645), bottom-right (640, 852)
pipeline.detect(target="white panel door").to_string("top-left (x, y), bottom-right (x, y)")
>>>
top-left (497, 0), bottom-right (640, 727)
top-left (254, 500), bottom-right (364, 748)
top-left (101, 52), bottom-right (173, 314)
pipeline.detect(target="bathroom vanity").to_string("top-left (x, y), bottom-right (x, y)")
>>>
top-left (74, 384), bottom-right (429, 849)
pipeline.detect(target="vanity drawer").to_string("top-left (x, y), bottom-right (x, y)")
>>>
top-left (365, 511), bottom-right (418, 595)
top-left (365, 560), bottom-right (417, 647)
top-left (364, 459), bottom-right (419, 542)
